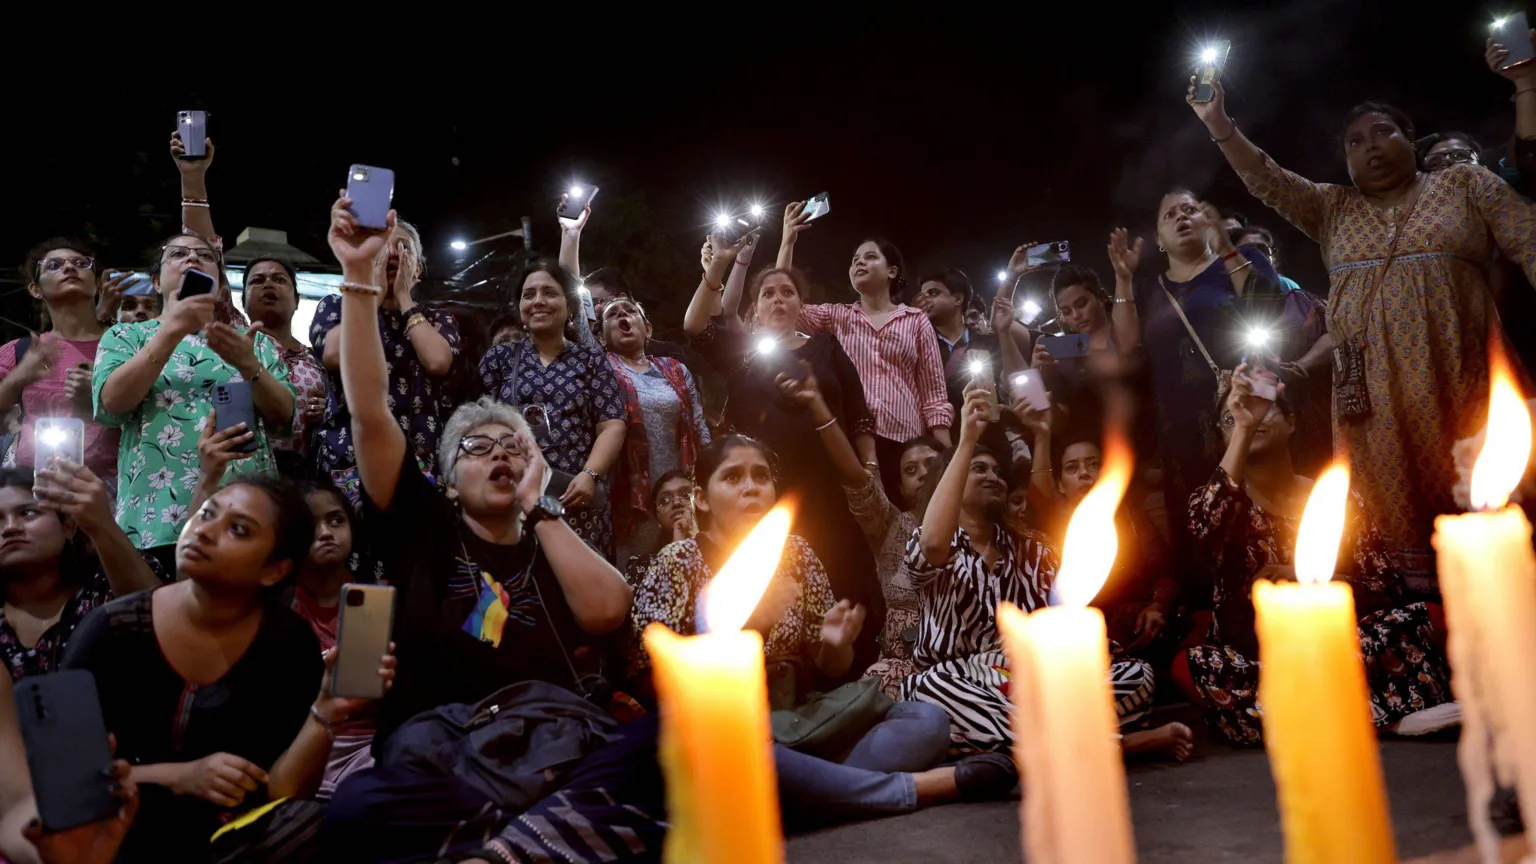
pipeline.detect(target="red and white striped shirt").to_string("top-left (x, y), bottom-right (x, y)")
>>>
top-left (799, 303), bottom-right (953, 441)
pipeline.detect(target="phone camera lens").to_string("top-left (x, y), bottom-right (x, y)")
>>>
top-left (346, 589), bottom-right (365, 607)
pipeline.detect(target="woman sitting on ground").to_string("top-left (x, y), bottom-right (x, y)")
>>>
top-left (0, 463), bottom-right (162, 681)
top-left (908, 386), bottom-right (1192, 762)
top-left (775, 367), bottom-right (942, 700)
top-left (628, 435), bottom-right (1016, 825)
top-left (1172, 369), bottom-right (1456, 745)
top-left (620, 469), bottom-right (697, 585)
top-left (61, 475), bottom-right (395, 862)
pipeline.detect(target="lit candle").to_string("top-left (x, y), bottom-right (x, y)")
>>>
top-left (1432, 355), bottom-right (1536, 861)
top-left (999, 438), bottom-right (1136, 864)
top-left (1252, 464), bottom-right (1396, 864)
top-left (643, 506), bottom-right (792, 864)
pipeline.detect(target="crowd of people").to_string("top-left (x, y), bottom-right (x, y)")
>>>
top-left (0, 31), bottom-right (1533, 864)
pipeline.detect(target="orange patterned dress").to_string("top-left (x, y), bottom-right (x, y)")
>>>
top-left (1236, 158), bottom-right (1536, 592)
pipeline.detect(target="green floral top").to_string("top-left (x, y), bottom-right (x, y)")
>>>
top-left (92, 321), bottom-right (294, 549)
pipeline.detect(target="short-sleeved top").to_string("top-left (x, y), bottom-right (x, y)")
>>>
top-left (627, 533), bottom-right (833, 679)
top-left (274, 343), bottom-right (328, 458)
top-left (365, 448), bottom-right (595, 743)
top-left (477, 339), bottom-right (625, 476)
top-left (0, 336), bottom-right (120, 478)
top-left (62, 589), bottom-right (320, 861)
top-left (91, 321), bottom-right (293, 549)
top-left (0, 553), bottom-right (166, 682)
top-left (310, 296), bottom-right (461, 481)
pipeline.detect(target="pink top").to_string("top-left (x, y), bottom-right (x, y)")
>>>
top-left (0, 336), bottom-right (119, 479)
top-left (798, 303), bottom-right (953, 441)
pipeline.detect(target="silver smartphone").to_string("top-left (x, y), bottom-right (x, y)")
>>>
top-left (332, 584), bottom-right (395, 700)
top-left (1025, 241), bottom-right (1070, 268)
top-left (178, 110), bottom-right (207, 159)
top-left (1011, 369), bottom-right (1051, 412)
top-left (34, 417), bottom-right (84, 471)
top-left (345, 165), bottom-right (395, 231)
top-left (800, 192), bottom-right (830, 221)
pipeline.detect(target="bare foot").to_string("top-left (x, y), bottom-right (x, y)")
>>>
top-left (1122, 722), bottom-right (1194, 762)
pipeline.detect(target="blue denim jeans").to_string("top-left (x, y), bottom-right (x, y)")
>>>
top-left (775, 700), bottom-right (951, 828)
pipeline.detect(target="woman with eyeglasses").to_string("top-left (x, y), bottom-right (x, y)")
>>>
top-left (241, 258), bottom-right (328, 476)
top-left (1418, 132), bottom-right (1483, 173)
top-left (1173, 369), bottom-right (1456, 744)
top-left (93, 233), bottom-right (296, 571)
top-left (601, 297), bottom-right (709, 569)
top-left (0, 239), bottom-right (126, 482)
top-left (479, 260), bottom-right (626, 560)
top-left (1192, 81), bottom-right (1536, 596)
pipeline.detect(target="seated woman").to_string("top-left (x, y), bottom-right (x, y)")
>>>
top-left (620, 469), bottom-right (696, 585)
top-left (601, 297), bottom-right (709, 569)
top-left (1, 462), bottom-right (162, 681)
top-left (908, 386), bottom-right (1191, 762)
top-left (775, 367), bottom-right (942, 700)
top-left (628, 435), bottom-right (1015, 825)
top-left (1173, 369), bottom-right (1457, 746)
top-left (1018, 412), bottom-right (1180, 658)
top-left (61, 475), bottom-right (395, 862)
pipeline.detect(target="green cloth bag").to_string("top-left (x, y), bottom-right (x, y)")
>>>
top-left (770, 677), bottom-right (894, 761)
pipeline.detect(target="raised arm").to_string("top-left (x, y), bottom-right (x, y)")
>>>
top-left (990, 287), bottom-right (1028, 378)
top-left (778, 365), bottom-right (866, 487)
top-left (327, 194), bottom-right (408, 510)
top-left (170, 131), bottom-right (215, 241)
top-left (683, 233), bottom-right (746, 335)
top-left (918, 387), bottom-right (988, 566)
top-left (557, 199), bottom-right (589, 277)
top-left (1217, 366), bottom-right (1273, 486)
top-left (34, 460), bottom-right (159, 596)
top-left (1107, 228), bottom-right (1144, 349)
top-left (719, 232), bottom-right (760, 332)
top-left (1467, 162), bottom-right (1536, 287)
top-left (1487, 33), bottom-right (1536, 159)
top-left (777, 201), bottom-right (811, 270)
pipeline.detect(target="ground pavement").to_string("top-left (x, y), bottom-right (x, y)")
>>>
top-left (787, 737), bottom-right (1471, 863)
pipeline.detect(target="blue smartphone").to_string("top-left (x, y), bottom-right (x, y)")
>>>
top-left (215, 381), bottom-right (259, 454)
top-left (1039, 333), bottom-right (1090, 360)
top-left (346, 165), bottom-right (395, 231)
top-left (178, 268), bottom-right (215, 300)
top-left (178, 110), bottom-right (207, 159)
top-left (16, 671), bottom-right (118, 832)
top-left (1494, 12), bottom-right (1534, 71)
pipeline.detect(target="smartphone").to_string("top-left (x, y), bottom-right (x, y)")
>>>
top-left (1241, 346), bottom-right (1281, 401)
top-left (800, 192), bottom-right (831, 221)
top-left (34, 417), bottom-right (85, 471)
top-left (16, 671), bottom-right (118, 832)
top-left (1193, 40), bottom-right (1232, 103)
top-left (1025, 241), bottom-right (1071, 268)
top-left (558, 185), bottom-right (599, 220)
top-left (1010, 369), bottom-right (1051, 412)
top-left (713, 215), bottom-right (754, 245)
top-left (754, 337), bottom-right (802, 384)
top-left (177, 110), bottom-right (207, 159)
top-left (345, 165), bottom-right (395, 231)
top-left (1493, 13), bottom-right (1535, 71)
top-left (333, 584), bottom-right (396, 700)
top-left (967, 357), bottom-right (1000, 421)
top-left (178, 268), bottom-right (215, 300)
top-left (520, 403), bottom-right (553, 444)
top-left (214, 381), bottom-right (259, 453)
top-left (1038, 333), bottom-right (1091, 360)
top-left (577, 285), bottom-right (597, 322)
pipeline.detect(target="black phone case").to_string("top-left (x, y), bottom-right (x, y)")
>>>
top-left (178, 269), bottom-right (215, 299)
top-left (215, 381), bottom-right (260, 453)
top-left (558, 187), bottom-right (598, 220)
top-left (16, 671), bottom-right (118, 832)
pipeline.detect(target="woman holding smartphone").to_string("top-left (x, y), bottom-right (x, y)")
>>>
top-left (778, 205), bottom-right (953, 497)
top-left (478, 260), bottom-right (626, 559)
top-left (682, 246), bottom-right (884, 664)
top-left (93, 234), bottom-right (295, 570)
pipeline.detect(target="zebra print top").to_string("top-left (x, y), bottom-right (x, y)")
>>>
top-left (904, 524), bottom-right (1057, 670)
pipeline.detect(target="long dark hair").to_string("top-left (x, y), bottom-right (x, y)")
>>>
top-left (860, 237), bottom-right (908, 302)
top-left (517, 258), bottom-right (585, 343)
top-left (0, 468), bottom-right (89, 597)
top-left (220, 476), bottom-right (315, 597)
top-left (691, 435), bottom-right (779, 530)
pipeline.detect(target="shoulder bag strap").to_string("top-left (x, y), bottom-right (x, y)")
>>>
top-left (1159, 277), bottom-right (1221, 378)
top-left (1344, 176), bottom-right (1426, 343)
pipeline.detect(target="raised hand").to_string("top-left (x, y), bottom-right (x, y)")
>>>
top-left (1226, 364), bottom-right (1281, 430)
top-left (313, 643), bottom-right (397, 723)
top-left (819, 599), bottom-right (867, 650)
top-left (958, 383), bottom-right (992, 445)
top-left (781, 201), bottom-right (812, 244)
top-left (1030, 339), bottom-right (1056, 372)
top-left (169, 131), bottom-right (214, 174)
top-left (198, 408), bottom-right (255, 486)
top-left (706, 232), bottom-right (752, 270)
top-left (557, 197), bottom-right (591, 233)
top-left (328, 191), bottom-right (395, 273)
top-left (1107, 228), bottom-right (1144, 281)
top-left (700, 236), bottom-right (715, 273)
top-left (513, 429), bottom-right (550, 515)
top-left (164, 292), bottom-right (217, 339)
top-left (1004, 241), bottom-right (1040, 281)
top-left (736, 231), bottom-right (760, 267)
top-left (95, 271), bottom-right (133, 324)
top-left (1487, 32), bottom-right (1536, 81)
top-left (1186, 77), bottom-right (1230, 133)
top-left (205, 323), bottom-right (260, 377)
top-left (33, 459), bottom-right (114, 534)
top-left (991, 291), bottom-right (1016, 336)
top-left (1197, 202), bottom-right (1235, 255)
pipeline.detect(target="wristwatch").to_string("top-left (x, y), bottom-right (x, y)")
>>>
top-left (524, 495), bottom-right (566, 528)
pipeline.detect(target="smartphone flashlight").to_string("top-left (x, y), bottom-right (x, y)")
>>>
top-left (1493, 16), bottom-right (1509, 29)
top-left (996, 271), bottom-right (1008, 283)
top-left (750, 204), bottom-right (765, 218)
top-left (569, 185), bottom-right (586, 199)
top-left (969, 356), bottom-right (988, 377)
top-left (715, 213), bottom-right (733, 229)
top-left (1020, 299), bottom-right (1043, 322)
top-left (1200, 46), bottom-right (1219, 64)
top-left (1247, 327), bottom-right (1271, 347)
top-left (39, 426), bottom-right (67, 447)
top-left (757, 337), bottom-right (777, 355)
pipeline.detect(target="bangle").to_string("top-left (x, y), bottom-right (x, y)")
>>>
top-left (1211, 120), bottom-right (1238, 144)
top-left (181, 201), bottom-right (210, 209)
top-left (702, 278), bottom-right (723, 293)
top-left (582, 467), bottom-right (601, 481)
top-left (340, 281), bottom-right (383, 296)
top-left (813, 417), bottom-right (838, 432)
top-left (1112, 297), bottom-right (1132, 305)
top-left (1032, 468), bottom-right (1053, 474)
top-left (404, 312), bottom-right (429, 333)
top-left (1221, 249), bottom-right (1243, 262)
top-left (862, 461), bottom-right (878, 469)
top-left (309, 704), bottom-right (336, 740)
top-left (1228, 260), bottom-right (1253, 276)
top-left (1514, 87), bottom-right (1536, 101)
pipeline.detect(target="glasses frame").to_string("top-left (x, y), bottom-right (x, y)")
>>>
top-left (158, 244), bottom-right (222, 265)
top-left (458, 434), bottom-right (526, 458)
top-left (37, 256), bottom-right (95, 275)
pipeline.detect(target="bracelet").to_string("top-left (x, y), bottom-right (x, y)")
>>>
top-left (582, 467), bottom-right (601, 481)
top-left (1221, 249), bottom-right (1244, 262)
top-left (1515, 87), bottom-right (1536, 101)
top-left (1228, 260), bottom-right (1253, 276)
top-left (1112, 297), bottom-right (1132, 305)
top-left (404, 312), bottom-right (429, 333)
top-left (702, 278), bottom-right (723, 293)
top-left (862, 461), bottom-right (879, 469)
top-left (1211, 120), bottom-right (1238, 144)
top-left (309, 704), bottom-right (336, 740)
top-left (339, 281), bottom-right (383, 296)
top-left (181, 201), bottom-right (210, 209)
top-left (813, 417), bottom-right (838, 432)
top-left (1032, 467), bottom-right (1054, 474)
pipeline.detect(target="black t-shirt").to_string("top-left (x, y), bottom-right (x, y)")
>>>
top-left (62, 588), bottom-right (321, 862)
top-left (368, 448), bottom-right (589, 743)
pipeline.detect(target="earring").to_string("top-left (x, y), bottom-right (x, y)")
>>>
top-left (1157, 244), bottom-right (1166, 253)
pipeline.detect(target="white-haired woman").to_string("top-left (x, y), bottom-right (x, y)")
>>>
top-left (321, 197), bottom-right (670, 864)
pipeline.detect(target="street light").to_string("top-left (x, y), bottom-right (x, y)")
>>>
top-left (449, 228), bottom-right (526, 253)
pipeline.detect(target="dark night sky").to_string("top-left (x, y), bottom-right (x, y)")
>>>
top-left (0, 2), bottom-right (1523, 334)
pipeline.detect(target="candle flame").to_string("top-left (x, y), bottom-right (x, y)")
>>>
top-left (1294, 463), bottom-right (1350, 586)
top-left (1470, 354), bottom-right (1531, 511)
top-left (701, 505), bottom-right (794, 633)
top-left (1056, 437), bottom-right (1132, 607)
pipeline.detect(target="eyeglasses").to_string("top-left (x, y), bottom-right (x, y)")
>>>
top-left (1424, 148), bottom-right (1478, 171)
top-left (458, 434), bottom-right (527, 458)
top-left (38, 256), bottom-right (94, 274)
top-left (1244, 243), bottom-right (1273, 259)
top-left (160, 245), bottom-right (221, 265)
top-left (656, 491), bottom-right (691, 508)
